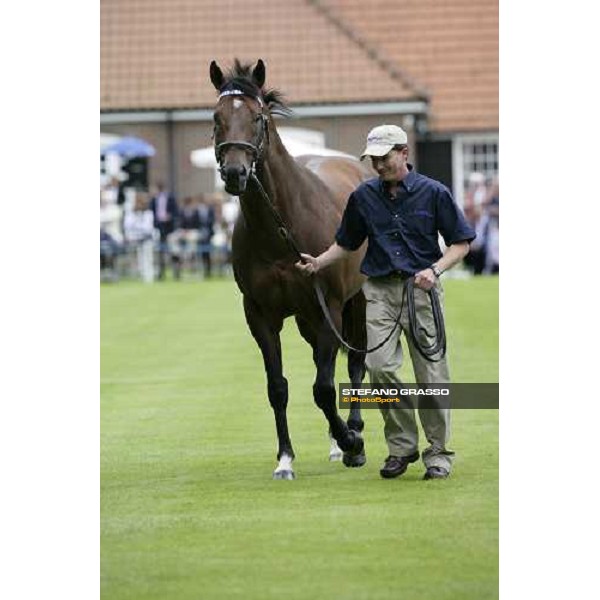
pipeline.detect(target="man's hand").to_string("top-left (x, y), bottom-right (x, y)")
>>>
top-left (414, 268), bottom-right (436, 290)
top-left (295, 253), bottom-right (319, 276)
top-left (295, 243), bottom-right (350, 276)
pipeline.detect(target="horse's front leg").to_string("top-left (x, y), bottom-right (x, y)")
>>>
top-left (312, 316), bottom-right (364, 459)
top-left (243, 296), bottom-right (294, 480)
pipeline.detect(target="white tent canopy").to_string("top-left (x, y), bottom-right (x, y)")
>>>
top-left (101, 133), bottom-right (122, 153)
top-left (101, 133), bottom-right (124, 186)
top-left (190, 127), bottom-right (356, 189)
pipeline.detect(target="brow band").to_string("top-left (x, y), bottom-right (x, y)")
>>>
top-left (218, 89), bottom-right (264, 107)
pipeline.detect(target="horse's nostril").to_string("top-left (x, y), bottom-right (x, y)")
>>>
top-left (223, 165), bottom-right (248, 183)
top-left (222, 164), bottom-right (248, 194)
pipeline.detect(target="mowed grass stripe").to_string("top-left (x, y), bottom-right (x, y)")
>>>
top-left (101, 276), bottom-right (498, 600)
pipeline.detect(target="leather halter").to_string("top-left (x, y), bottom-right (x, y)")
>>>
top-left (214, 89), bottom-right (269, 172)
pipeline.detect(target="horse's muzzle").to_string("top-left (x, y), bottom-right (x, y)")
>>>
top-left (221, 164), bottom-right (248, 195)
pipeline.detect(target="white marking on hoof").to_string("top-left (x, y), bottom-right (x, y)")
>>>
top-left (329, 437), bottom-right (343, 462)
top-left (273, 469), bottom-right (295, 480)
top-left (273, 453), bottom-right (295, 480)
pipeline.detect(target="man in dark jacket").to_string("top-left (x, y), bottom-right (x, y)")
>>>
top-left (150, 182), bottom-right (179, 280)
top-left (296, 125), bottom-right (475, 481)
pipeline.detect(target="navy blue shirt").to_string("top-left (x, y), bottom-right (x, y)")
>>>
top-left (335, 165), bottom-right (476, 277)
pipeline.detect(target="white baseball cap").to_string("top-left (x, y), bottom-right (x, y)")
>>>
top-left (360, 125), bottom-right (408, 159)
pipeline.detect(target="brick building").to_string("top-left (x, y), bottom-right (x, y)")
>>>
top-left (101, 0), bottom-right (498, 205)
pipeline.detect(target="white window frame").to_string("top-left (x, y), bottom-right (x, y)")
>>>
top-left (452, 133), bottom-right (499, 207)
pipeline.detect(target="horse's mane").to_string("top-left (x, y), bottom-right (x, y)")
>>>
top-left (220, 59), bottom-right (293, 117)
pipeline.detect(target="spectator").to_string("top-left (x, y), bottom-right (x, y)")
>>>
top-left (483, 176), bottom-right (499, 274)
top-left (169, 196), bottom-right (202, 278)
top-left (100, 192), bottom-right (123, 280)
top-left (150, 182), bottom-right (179, 280)
top-left (124, 192), bottom-right (155, 283)
top-left (221, 194), bottom-right (240, 268)
top-left (463, 172), bottom-right (488, 274)
top-left (103, 176), bottom-right (126, 207)
top-left (197, 194), bottom-right (216, 278)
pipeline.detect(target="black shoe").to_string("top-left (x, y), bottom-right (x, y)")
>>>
top-left (379, 451), bottom-right (420, 479)
top-left (423, 466), bottom-right (449, 480)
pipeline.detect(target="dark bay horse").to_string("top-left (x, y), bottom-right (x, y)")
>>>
top-left (210, 59), bottom-right (371, 479)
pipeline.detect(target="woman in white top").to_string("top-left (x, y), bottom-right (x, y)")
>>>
top-left (124, 192), bottom-right (155, 283)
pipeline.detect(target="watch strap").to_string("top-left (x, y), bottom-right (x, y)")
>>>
top-left (431, 264), bottom-right (443, 278)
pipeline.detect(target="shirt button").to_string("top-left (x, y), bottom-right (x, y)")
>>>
top-left (395, 252), bottom-right (400, 256)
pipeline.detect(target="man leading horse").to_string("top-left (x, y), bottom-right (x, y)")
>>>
top-left (296, 124), bottom-right (475, 481)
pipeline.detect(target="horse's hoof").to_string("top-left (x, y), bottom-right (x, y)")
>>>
top-left (345, 430), bottom-right (364, 456)
top-left (329, 439), bottom-right (343, 461)
top-left (329, 449), bottom-right (343, 462)
top-left (273, 469), bottom-right (295, 480)
top-left (343, 450), bottom-right (366, 468)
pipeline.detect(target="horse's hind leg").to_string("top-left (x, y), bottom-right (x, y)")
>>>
top-left (342, 349), bottom-right (367, 467)
top-left (343, 293), bottom-right (367, 433)
top-left (296, 315), bottom-right (342, 462)
top-left (310, 313), bottom-right (364, 459)
top-left (342, 294), bottom-right (368, 467)
top-left (243, 296), bottom-right (294, 480)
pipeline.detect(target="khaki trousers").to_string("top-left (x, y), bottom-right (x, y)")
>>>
top-left (363, 277), bottom-right (455, 472)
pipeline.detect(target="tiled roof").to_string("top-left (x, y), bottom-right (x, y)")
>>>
top-left (318, 0), bottom-right (498, 132)
top-left (101, 0), bottom-right (498, 132)
top-left (100, 0), bottom-right (420, 111)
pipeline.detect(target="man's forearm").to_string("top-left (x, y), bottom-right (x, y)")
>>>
top-left (316, 243), bottom-right (351, 270)
top-left (435, 241), bottom-right (470, 273)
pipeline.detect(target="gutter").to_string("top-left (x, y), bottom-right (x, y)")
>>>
top-left (100, 100), bottom-right (428, 124)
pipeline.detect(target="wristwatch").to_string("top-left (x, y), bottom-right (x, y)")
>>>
top-left (430, 264), bottom-right (443, 278)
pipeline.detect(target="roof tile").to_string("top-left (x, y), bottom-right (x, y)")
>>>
top-left (319, 0), bottom-right (498, 131)
top-left (101, 0), bottom-right (497, 132)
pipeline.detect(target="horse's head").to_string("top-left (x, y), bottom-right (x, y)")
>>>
top-left (209, 59), bottom-right (270, 195)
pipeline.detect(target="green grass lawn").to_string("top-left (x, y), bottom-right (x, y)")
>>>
top-left (101, 275), bottom-right (498, 600)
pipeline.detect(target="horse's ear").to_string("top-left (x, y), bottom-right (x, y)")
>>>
top-left (210, 60), bottom-right (224, 90)
top-left (252, 59), bottom-right (266, 89)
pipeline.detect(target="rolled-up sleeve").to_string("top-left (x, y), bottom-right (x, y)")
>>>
top-left (335, 193), bottom-right (368, 251)
top-left (436, 186), bottom-right (476, 246)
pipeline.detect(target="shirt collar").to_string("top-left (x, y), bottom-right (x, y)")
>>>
top-left (380, 163), bottom-right (416, 195)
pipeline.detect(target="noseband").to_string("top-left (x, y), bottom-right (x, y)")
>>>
top-left (214, 89), bottom-right (269, 173)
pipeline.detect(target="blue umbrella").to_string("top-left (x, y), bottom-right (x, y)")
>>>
top-left (102, 136), bottom-right (156, 158)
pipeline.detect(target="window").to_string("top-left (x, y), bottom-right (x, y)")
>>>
top-left (452, 134), bottom-right (499, 207)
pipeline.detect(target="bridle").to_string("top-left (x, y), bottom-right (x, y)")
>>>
top-left (214, 89), bottom-right (270, 175)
